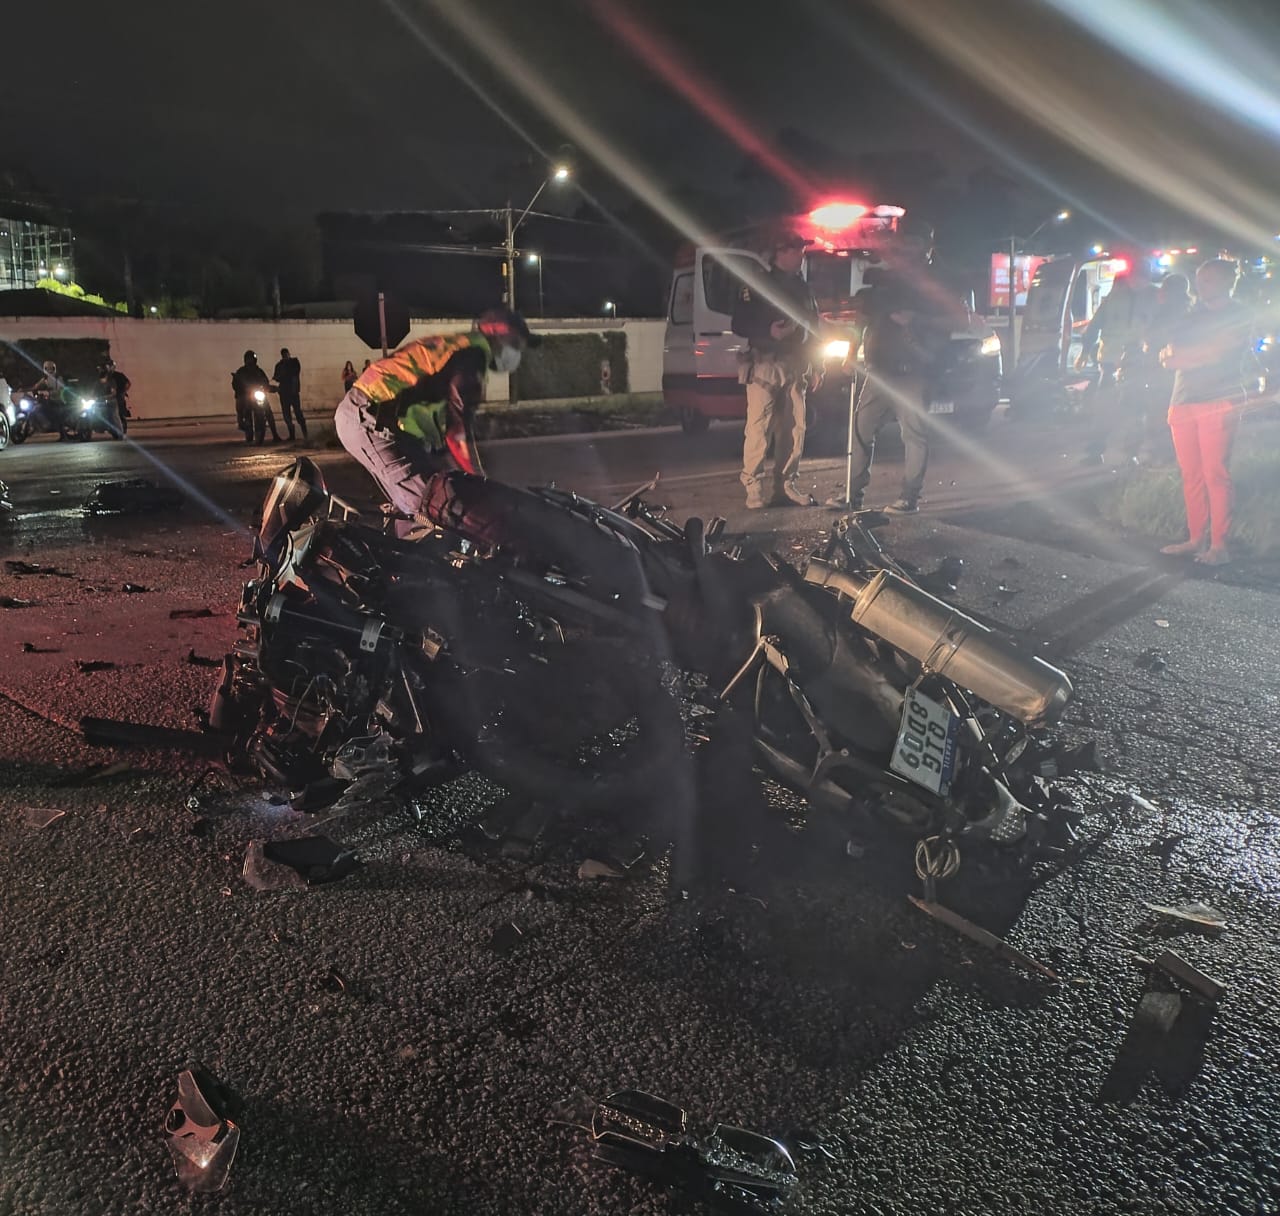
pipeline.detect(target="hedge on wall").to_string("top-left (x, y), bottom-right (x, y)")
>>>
top-left (511, 330), bottom-right (629, 401)
top-left (0, 338), bottom-right (111, 393)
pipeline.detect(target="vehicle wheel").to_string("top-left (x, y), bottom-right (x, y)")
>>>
top-left (10, 421), bottom-right (28, 445)
top-left (679, 406), bottom-right (710, 436)
top-left (0, 416), bottom-right (9, 451)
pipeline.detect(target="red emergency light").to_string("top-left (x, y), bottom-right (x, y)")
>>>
top-left (1111, 258), bottom-right (1130, 274)
top-left (808, 201), bottom-right (868, 230)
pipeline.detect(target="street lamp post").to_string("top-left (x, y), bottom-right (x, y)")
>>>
top-left (604, 300), bottom-right (616, 319)
top-left (1006, 209), bottom-right (1069, 395)
top-left (503, 162), bottom-right (570, 312)
top-left (527, 253), bottom-right (544, 316)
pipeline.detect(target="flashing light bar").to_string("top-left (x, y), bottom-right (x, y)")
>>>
top-left (808, 202), bottom-right (868, 229)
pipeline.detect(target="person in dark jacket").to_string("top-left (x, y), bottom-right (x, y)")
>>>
top-left (731, 231), bottom-right (822, 508)
top-left (231, 350), bottom-right (278, 444)
top-left (273, 347), bottom-right (305, 440)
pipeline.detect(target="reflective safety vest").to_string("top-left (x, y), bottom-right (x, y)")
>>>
top-left (354, 332), bottom-right (492, 406)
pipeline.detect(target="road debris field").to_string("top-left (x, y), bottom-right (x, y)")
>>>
top-left (1, 464), bottom-right (1277, 1216)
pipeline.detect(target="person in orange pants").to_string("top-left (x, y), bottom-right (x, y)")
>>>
top-left (1157, 259), bottom-right (1254, 567)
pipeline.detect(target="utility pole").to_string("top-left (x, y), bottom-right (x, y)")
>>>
top-left (504, 202), bottom-right (516, 311)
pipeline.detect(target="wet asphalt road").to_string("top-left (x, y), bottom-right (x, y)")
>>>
top-left (0, 422), bottom-right (1278, 1215)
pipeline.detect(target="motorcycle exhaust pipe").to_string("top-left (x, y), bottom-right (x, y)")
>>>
top-left (804, 560), bottom-right (1072, 725)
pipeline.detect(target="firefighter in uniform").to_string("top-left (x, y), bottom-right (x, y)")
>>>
top-left (731, 232), bottom-right (821, 509)
top-left (333, 307), bottom-right (537, 536)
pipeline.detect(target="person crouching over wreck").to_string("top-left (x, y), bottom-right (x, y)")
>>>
top-left (334, 308), bottom-right (538, 536)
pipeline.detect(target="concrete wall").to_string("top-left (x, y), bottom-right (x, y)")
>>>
top-left (0, 314), bottom-right (666, 420)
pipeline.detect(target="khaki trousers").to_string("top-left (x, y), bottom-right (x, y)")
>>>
top-left (740, 359), bottom-right (807, 504)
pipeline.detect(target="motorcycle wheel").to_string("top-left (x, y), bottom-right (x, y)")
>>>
top-left (0, 415), bottom-right (8, 450)
top-left (10, 421), bottom-right (28, 444)
top-left (446, 638), bottom-right (690, 817)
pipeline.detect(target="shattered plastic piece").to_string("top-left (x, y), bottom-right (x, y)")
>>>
top-left (1154, 619), bottom-right (1171, 629)
top-left (261, 835), bottom-right (359, 883)
top-left (122, 583), bottom-right (151, 594)
top-left (75, 659), bottom-right (116, 673)
top-left (489, 921), bottom-right (524, 955)
top-left (1135, 991), bottom-right (1183, 1035)
top-left (163, 1068), bottom-right (240, 1193)
top-left (170, 607), bottom-right (216, 620)
top-left (85, 478), bottom-right (184, 516)
top-left (578, 858), bottom-right (625, 880)
top-left (1144, 901), bottom-right (1227, 934)
top-left (242, 841), bottom-right (307, 891)
top-left (24, 807), bottom-right (66, 830)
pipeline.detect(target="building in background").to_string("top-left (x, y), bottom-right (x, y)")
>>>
top-left (0, 216), bottom-right (76, 291)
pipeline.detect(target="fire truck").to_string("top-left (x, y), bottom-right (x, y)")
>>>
top-left (662, 200), bottom-right (1003, 435)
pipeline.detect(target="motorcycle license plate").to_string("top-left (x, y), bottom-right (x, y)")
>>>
top-left (928, 399), bottom-right (955, 415)
top-left (890, 687), bottom-right (959, 796)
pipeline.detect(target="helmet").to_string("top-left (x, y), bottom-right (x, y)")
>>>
top-left (243, 350), bottom-right (257, 365)
top-left (476, 307), bottom-right (541, 347)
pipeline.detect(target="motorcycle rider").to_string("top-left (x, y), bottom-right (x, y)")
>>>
top-left (231, 350), bottom-right (279, 445)
top-left (29, 360), bottom-right (76, 440)
top-left (94, 362), bottom-right (126, 438)
top-left (102, 360), bottom-right (132, 433)
top-left (334, 306), bottom-right (538, 535)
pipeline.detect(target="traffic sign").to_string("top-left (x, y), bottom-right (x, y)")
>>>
top-left (354, 293), bottom-right (409, 352)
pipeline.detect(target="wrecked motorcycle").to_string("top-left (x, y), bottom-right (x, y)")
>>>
top-left (211, 458), bottom-right (1078, 857)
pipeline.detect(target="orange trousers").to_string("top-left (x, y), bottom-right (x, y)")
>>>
top-left (1167, 401), bottom-right (1238, 549)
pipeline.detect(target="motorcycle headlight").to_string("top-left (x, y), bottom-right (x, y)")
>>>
top-left (823, 339), bottom-right (851, 360)
top-left (254, 390), bottom-right (266, 404)
top-left (81, 398), bottom-right (96, 412)
top-left (18, 398), bottom-right (32, 413)
top-left (980, 334), bottom-right (1002, 357)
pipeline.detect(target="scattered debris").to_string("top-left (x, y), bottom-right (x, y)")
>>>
top-left (908, 896), bottom-right (1060, 981)
top-left (4, 559), bottom-right (73, 577)
top-left (170, 607), bottom-right (216, 620)
top-left (1134, 648), bottom-right (1168, 672)
top-left (1135, 990), bottom-right (1183, 1034)
top-left (121, 582), bottom-right (151, 594)
top-left (1154, 619), bottom-right (1171, 629)
top-left (186, 649), bottom-right (222, 668)
top-left (74, 660), bottom-right (116, 673)
top-left (242, 841), bottom-right (307, 892)
top-left (1143, 901), bottom-right (1227, 935)
top-left (127, 827), bottom-right (157, 844)
top-left (80, 716), bottom-right (228, 756)
top-left (0, 595), bottom-right (35, 609)
top-left (20, 642), bottom-right (59, 654)
top-left (489, 921), bottom-right (525, 955)
top-left (261, 835), bottom-right (359, 884)
top-left (995, 583), bottom-right (1021, 598)
top-left (163, 1068), bottom-right (240, 1193)
top-left (785, 1128), bottom-right (840, 1163)
top-left (578, 858), bottom-right (625, 881)
top-left (1100, 983), bottom-right (1215, 1104)
top-left (24, 807), bottom-right (66, 830)
top-left (586, 1089), bottom-right (798, 1211)
top-left (85, 478), bottom-right (184, 516)
top-left (321, 966), bottom-right (350, 994)
top-left (1151, 949), bottom-right (1226, 1003)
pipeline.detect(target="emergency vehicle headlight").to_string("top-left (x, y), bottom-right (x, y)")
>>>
top-left (823, 339), bottom-right (851, 360)
top-left (980, 334), bottom-right (1002, 357)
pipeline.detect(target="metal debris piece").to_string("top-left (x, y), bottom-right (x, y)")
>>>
top-left (186, 649), bottom-right (222, 668)
top-left (259, 836), bottom-right (359, 884)
top-left (908, 896), bottom-right (1060, 981)
top-left (163, 1068), bottom-right (240, 1193)
top-left (122, 582), bottom-right (151, 594)
top-left (1143, 901), bottom-right (1227, 934)
top-left (85, 478), bottom-right (184, 516)
top-left (578, 858), bottom-right (625, 880)
top-left (24, 807), bottom-right (66, 830)
top-left (170, 607), bottom-right (216, 620)
top-left (242, 841), bottom-right (307, 892)
top-left (1153, 950), bottom-right (1226, 1002)
top-left (74, 659), bottom-right (116, 673)
top-left (587, 1088), bottom-right (798, 1211)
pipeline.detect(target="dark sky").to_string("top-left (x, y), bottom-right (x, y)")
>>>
top-left (4, 0), bottom-right (1280, 242)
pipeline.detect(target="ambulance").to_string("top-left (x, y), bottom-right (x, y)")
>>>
top-left (662, 200), bottom-right (1003, 434)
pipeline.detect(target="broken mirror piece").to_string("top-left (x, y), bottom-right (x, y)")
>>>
top-left (24, 807), bottom-right (66, 830)
top-left (242, 841), bottom-right (307, 892)
top-left (84, 478), bottom-right (184, 516)
top-left (260, 835), bottom-right (360, 883)
top-left (163, 1068), bottom-right (240, 1193)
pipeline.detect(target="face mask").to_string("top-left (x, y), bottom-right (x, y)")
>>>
top-left (492, 345), bottom-right (522, 374)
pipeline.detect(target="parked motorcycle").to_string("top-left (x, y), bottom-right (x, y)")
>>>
top-left (210, 459), bottom-right (1081, 865)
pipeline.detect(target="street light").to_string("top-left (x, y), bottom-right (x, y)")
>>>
top-left (1006, 208), bottom-right (1070, 392)
top-left (503, 161), bottom-right (572, 312)
top-left (604, 300), bottom-right (616, 319)
top-left (526, 252), bottom-right (544, 316)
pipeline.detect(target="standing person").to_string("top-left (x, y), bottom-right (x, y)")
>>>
top-left (273, 347), bottom-right (306, 440)
top-left (731, 232), bottom-right (821, 509)
top-left (334, 308), bottom-right (538, 536)
top-left (231, 350), bottom-right (277, 445)
top-left (1075, 266), bottom-right (1156, 462)
top-left (1157, 259), bottom-right (1254, 566)
top-left (94, 362), bottom-right (125, 437)
top-left (104, 360), bottom-right (133, 431)
top-left (843, 268), bottom-right (936, 514)
top-left (1137, 273), bottom-right (1192, 463)
top-left (342, 360), bottom-right (357, 394)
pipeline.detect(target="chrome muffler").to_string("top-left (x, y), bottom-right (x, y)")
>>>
top-left (804, 560), bottom-right (1072, 725)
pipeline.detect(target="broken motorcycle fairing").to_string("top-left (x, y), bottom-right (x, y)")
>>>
top-left (210, 458), bottom-right (1075, 850)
